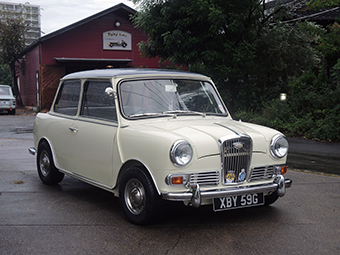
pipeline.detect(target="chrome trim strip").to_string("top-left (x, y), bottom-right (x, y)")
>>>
top-left (214, 122), bottom-right (240, 136)
top-left (76, 116), bottom-right (118, 126)
top-left (49, 112), bottom-right (77, 120)
top-left (49, 112), bottom-right (119, 127)
top-left (59, 169), bottom-right (114, 190)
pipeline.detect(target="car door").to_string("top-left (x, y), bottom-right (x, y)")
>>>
top-left (50, 79), bottom-right (81, 171)
top-left (68, 80), bottom-right (117, 187)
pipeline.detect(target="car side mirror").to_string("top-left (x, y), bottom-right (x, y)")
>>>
top-left (105, 87), bottom-right (116, 98)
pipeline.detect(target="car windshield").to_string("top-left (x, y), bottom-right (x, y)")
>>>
top-left (0, 86), bottom-right (11, 96)
top-left (119, 79), bottom-right (227, 118)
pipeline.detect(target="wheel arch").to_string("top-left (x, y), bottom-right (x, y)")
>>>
top-left (36, 137), bottom-right (65, 185)
top-left (116, 159), bottom-right (160, 196)
top-left (37, 137), bottom-right (59, 167)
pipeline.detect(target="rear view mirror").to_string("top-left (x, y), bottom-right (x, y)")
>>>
top-left (105, 87), bottom-right (115, 97)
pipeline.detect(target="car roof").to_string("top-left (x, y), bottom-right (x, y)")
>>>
top-left (61, 68), bottom-right (209, 80)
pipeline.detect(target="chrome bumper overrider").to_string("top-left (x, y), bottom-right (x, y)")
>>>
top-left (28, 147), bottom-right (36, 155)
top-left (162, 175), bottom-right (292, 208)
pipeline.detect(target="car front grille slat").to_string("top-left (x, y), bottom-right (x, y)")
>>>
top-left (188, 171), bottom-right (220, 186)
top-left (221, 137), bottom-right (252, 184)
top-left (250, 166), bottom-right (275, 181)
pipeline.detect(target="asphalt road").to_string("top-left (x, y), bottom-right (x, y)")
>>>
top-left (0, 111), bottom-right (339, 254)
top-left (287, 137), bottom-right (340, 176)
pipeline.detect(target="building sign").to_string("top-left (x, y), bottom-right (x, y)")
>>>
top-left (103, 30), bottom-right (132, 51)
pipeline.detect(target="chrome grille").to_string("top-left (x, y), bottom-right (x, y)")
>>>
top-left (250, 166), bottom-right (275, 181)
top-left (221, 137), bottom-right (252, 184)
top-left (188, 171), bottom-right (219, 186)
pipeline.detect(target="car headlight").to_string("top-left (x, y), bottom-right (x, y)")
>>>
top-left (170, 140), bottom-right (193, 167)
top-left (270, 135), bottom-right (289, 158)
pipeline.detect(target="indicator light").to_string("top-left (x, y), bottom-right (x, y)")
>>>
top-left (171, 176), bottom-right (183, 185)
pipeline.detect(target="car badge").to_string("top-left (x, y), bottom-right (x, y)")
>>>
top-left (226, 171), bottom-right (235, 183)
top-left (233, 142), bottom-right (244, 150)
top-left (238, 169), bottom-right (246, 181)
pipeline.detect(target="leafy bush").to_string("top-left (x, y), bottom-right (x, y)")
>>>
top-left (233, 70), bottom-right (340, 142)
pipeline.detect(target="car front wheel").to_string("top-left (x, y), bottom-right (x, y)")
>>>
top-left (37, 141), bottom-right (64, 185)
top-left (119, 167), bottom-right (160, 225)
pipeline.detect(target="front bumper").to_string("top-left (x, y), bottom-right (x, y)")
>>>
top-left (162, 175), bottom-right (292, 207)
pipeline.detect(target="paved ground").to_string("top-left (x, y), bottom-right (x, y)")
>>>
top-left (287, 137), bottom-right (340, 176)
top-left (0, 110), bottom-right (339, 254)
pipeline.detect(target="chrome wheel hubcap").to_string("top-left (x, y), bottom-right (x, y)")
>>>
top-left (125, 178), bottom-right (145, 215)
top-left (39, 151), bottom-right (50, 177)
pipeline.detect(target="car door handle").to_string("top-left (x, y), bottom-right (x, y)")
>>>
top-left (69, 127), bottom-right (78, 132)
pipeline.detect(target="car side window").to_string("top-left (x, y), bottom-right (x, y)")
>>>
top-left (80, 80), bottom-right (117, 121)
top-left (54, 80), bottom-right (81, 116)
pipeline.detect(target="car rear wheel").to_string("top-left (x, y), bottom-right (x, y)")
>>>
top-left (119, 167), bottom-right (160, 225)
top-left (37, 141), bottom-right (64, 185)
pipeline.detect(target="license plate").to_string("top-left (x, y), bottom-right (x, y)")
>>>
top-left (213, 193), bottom-right (264, 211)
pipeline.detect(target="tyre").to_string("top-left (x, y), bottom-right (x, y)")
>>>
top-left (119, 167), bottom-right (161, 225)
top-left (264, 192), bottom-right (279, 205)
top-left (37, 141), bottom-right (64, 185)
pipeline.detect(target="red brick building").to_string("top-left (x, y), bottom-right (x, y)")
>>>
top-left (19, 3), bottom-right (158, 110)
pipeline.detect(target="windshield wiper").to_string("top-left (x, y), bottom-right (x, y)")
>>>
top-left (129, 112), bottom-right (175, 118)
top-left (163, 110), bottom-right (206, 117)
top-left (129, 110), bottom-right (208, 118)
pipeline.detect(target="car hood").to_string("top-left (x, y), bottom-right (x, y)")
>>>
top-left (140, 117), bottom-right (280, 158)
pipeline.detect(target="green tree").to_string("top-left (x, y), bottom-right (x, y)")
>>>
top-left (308, 0), bottom-right (340, 9)
top-left (0, 63), bottom-right (11, 85)
top-left (131, 0), bottom-right (319, 112)
top-left (317, 22), bottom-right (340, 79)
top-left (233, 1), bottom-right (340, 141)
top-left (0, 3), bottom-right (33, 107)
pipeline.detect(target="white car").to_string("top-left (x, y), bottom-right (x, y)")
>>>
top-left (0, 85), bottom-right (16, 115)
top-left (29, 69), bottom-right (291, 224)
